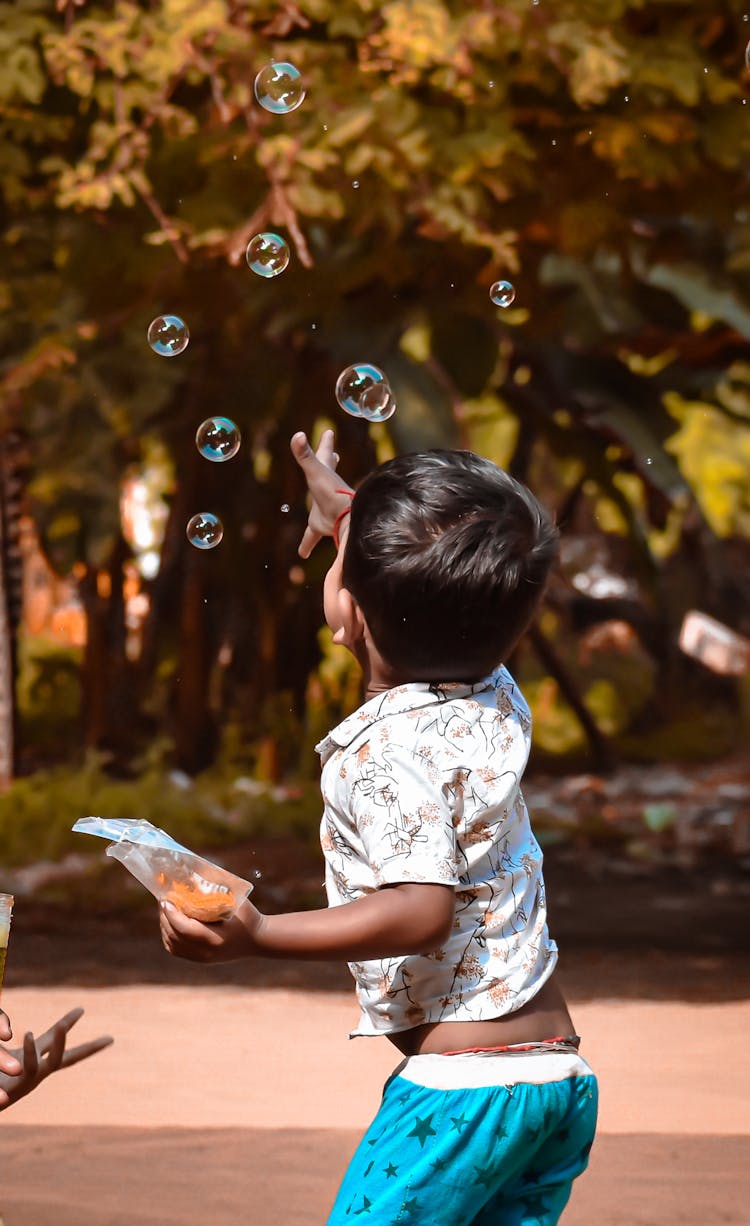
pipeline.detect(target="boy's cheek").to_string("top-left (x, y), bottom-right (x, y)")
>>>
top-left (323, 561), bottom-right (344, 634)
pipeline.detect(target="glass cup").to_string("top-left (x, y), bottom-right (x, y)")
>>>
top-left (0, 894), bottom-right (13, 1001)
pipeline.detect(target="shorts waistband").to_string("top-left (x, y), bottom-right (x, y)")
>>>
top-left (392, 1048), bottom-right (594, 1091)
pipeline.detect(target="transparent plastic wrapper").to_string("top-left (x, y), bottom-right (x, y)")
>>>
top-left (72, 818), bottom-right (252, 921)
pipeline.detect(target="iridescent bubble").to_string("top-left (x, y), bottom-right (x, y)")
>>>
top-left (254, 62), bottom-right (305, 114)
top-left (335, 364), bottom-right (395, 422)
top-left (186, 513), bottom-right (224, 550)
top-left (746, 40), bottom-right (750, 71)
top-left (246, 232), bottom-right (290, 278)
top-left (196, 417), bottom-right (241, 462)
top-left (490, 280), bottom-right (516, 308)
top-left (360, 384), bottom-right (396, 423)
top-left (147, 315), bottom-right (189, 357)
top-left (280, 503), bottom-right (290, 513)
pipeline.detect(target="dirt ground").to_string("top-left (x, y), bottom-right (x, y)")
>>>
top-left (2, 840), bottom-right (749, 1225)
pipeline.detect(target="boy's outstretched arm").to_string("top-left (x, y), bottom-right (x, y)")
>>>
top-left (160, 883), bottom-right (455, 965)
top-left (290, 429), bottom-right (354, 558)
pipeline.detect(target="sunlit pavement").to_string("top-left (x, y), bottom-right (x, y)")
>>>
top-left (2, 985), bottom-right (749, 1223)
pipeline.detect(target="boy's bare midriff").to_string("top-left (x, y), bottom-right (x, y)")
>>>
top-left (387, 974), bottom-right (575, 1056)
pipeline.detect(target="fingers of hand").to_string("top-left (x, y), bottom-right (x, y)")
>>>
top-left (22, 1031), bottom-right (39, 1081)
top-left (0, 1010), bottom-right (12, 1042)
top-left (290, 431), bottom-right (312, 465)
top-left (159, 903), bottom-right (223, 960)
top-left (297, 524), bottom-right (320, 559)
top-left (0, 1048), bottom-right (22, 1076)
top-left (315, 429), bottom-right (336, 467)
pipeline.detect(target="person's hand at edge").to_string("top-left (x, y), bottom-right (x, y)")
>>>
top-left (0, 1008), bottom-right (22, 1078)
top-left (290, 429), bottom-right (354, 559)
top-left (0, 1006), bottom-right (114, 1110)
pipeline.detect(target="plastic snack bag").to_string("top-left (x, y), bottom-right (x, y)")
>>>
top-left (73, 817), bottom-right (253, 921)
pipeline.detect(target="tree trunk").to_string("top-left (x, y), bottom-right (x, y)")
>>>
top-left (79, 534), bottom-right (134, 761)
top-left (174, 551), bottom-right (216, 772)
top-left (0, 520), bottom-right (14, 789)
top-left (0, 430), bottom-right (26, 788)
top-left (528, 624), bottom-right (615, 773)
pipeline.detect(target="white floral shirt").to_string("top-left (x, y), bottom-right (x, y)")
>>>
top-left (316, 665), bottom-right (558, 1037)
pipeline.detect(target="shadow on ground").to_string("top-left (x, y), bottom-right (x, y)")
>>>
top-left (2, 1127), bottom-right (749, 1226)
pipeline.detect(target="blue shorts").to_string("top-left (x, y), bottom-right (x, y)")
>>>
top-left (327, 1046), bottom-right (598, 1225)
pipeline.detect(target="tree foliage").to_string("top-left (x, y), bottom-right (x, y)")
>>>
top-left (2, 0), bottom-right (750, 769)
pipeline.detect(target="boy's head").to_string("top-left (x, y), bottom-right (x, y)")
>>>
top-left (336, 449), bottom-right (559, 683)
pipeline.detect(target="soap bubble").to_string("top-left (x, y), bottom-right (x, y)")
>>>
top-left (746, 40), bottom-right (750, 71)
top-left (360, 384), bottom-right (396, 422)
top-left (186, 513), bottom-right (224, 550)
top-left (335, 363), bottom-right (395, 422)
top-left (254, 62), bottom-right (305, 114)
top-left (490, 280), bottom-right (516, 308)
top-left (147, 315), bottom-right (189, 356)
top-left (335, 362), bottom-right (389, 416)
top-left (280, 503), bottom-right (290, 513)
top-left (196, 417), bottom-right (241, 462)
top-left (246, 232), bottom-right (290, 278)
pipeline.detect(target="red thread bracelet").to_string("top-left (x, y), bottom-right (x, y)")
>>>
top-left (333, 488), bottom-right (354, 549)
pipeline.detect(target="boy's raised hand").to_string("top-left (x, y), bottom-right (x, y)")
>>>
top-left (290, 429), bottom-right (353, 559)
top-left (0, 1007), bottom-right (113, 1110)
top-left (159, 898), bottom-right (262, 963)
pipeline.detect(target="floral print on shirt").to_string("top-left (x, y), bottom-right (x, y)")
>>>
top-left (316, 666), bottom-right (558, 1037)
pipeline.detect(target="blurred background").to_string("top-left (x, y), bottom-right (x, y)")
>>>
top-left (0, 0), bottom-right (749, 912)
top-left (1, 6), bottom-right (750, 1224)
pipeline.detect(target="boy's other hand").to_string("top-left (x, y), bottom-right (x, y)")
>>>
top-left (159, 898), bottom-right (263, 963)
top-left (0, 1007), bottom-right (113, 1111)
top-left (290, 429), bottom-right (353, 558)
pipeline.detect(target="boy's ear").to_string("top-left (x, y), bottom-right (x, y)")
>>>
top-left (332, 588), bottom-right (366, 649)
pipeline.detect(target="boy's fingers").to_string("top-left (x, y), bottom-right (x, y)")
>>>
top-left (60, 1035), bottom-right (114, 1069)
top-left (315, 428), bottom-right (336, 467)
top-left (291, 431), bottom-right (338, 489)
top-left (297, 524), bottom-right (320, 560)
top-left (160, 902), bottom-right (223, 944)
top-left (290, 431), bottom-right (314, 466)
top-left (0, 1010), bottom-right (12, 1041)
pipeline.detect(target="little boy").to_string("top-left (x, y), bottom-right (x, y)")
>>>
top-left (160, 429), bottom-right (598, 1225)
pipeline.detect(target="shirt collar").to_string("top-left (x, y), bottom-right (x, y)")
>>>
top-left (315, 665), bottom-right (511, 761)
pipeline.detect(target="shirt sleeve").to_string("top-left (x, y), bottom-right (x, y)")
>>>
top-left (346, 736), bottom-right (460, 888)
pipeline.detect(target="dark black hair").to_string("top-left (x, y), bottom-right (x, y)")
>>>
top-left (342, 450), bottom-right (559, 682)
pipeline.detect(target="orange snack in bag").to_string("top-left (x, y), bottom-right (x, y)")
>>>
top-left (159, 873), bottom-right (236, 922)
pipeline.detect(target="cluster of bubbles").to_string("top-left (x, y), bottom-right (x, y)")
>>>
top-left (335, 363), bottom-right (396, 422)
top-left (183, 417), bottom-right (243, 549)
top-left (244, 65), bottom-right (304, 278)
top-left (146, 58), bottom-right (526, 550)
